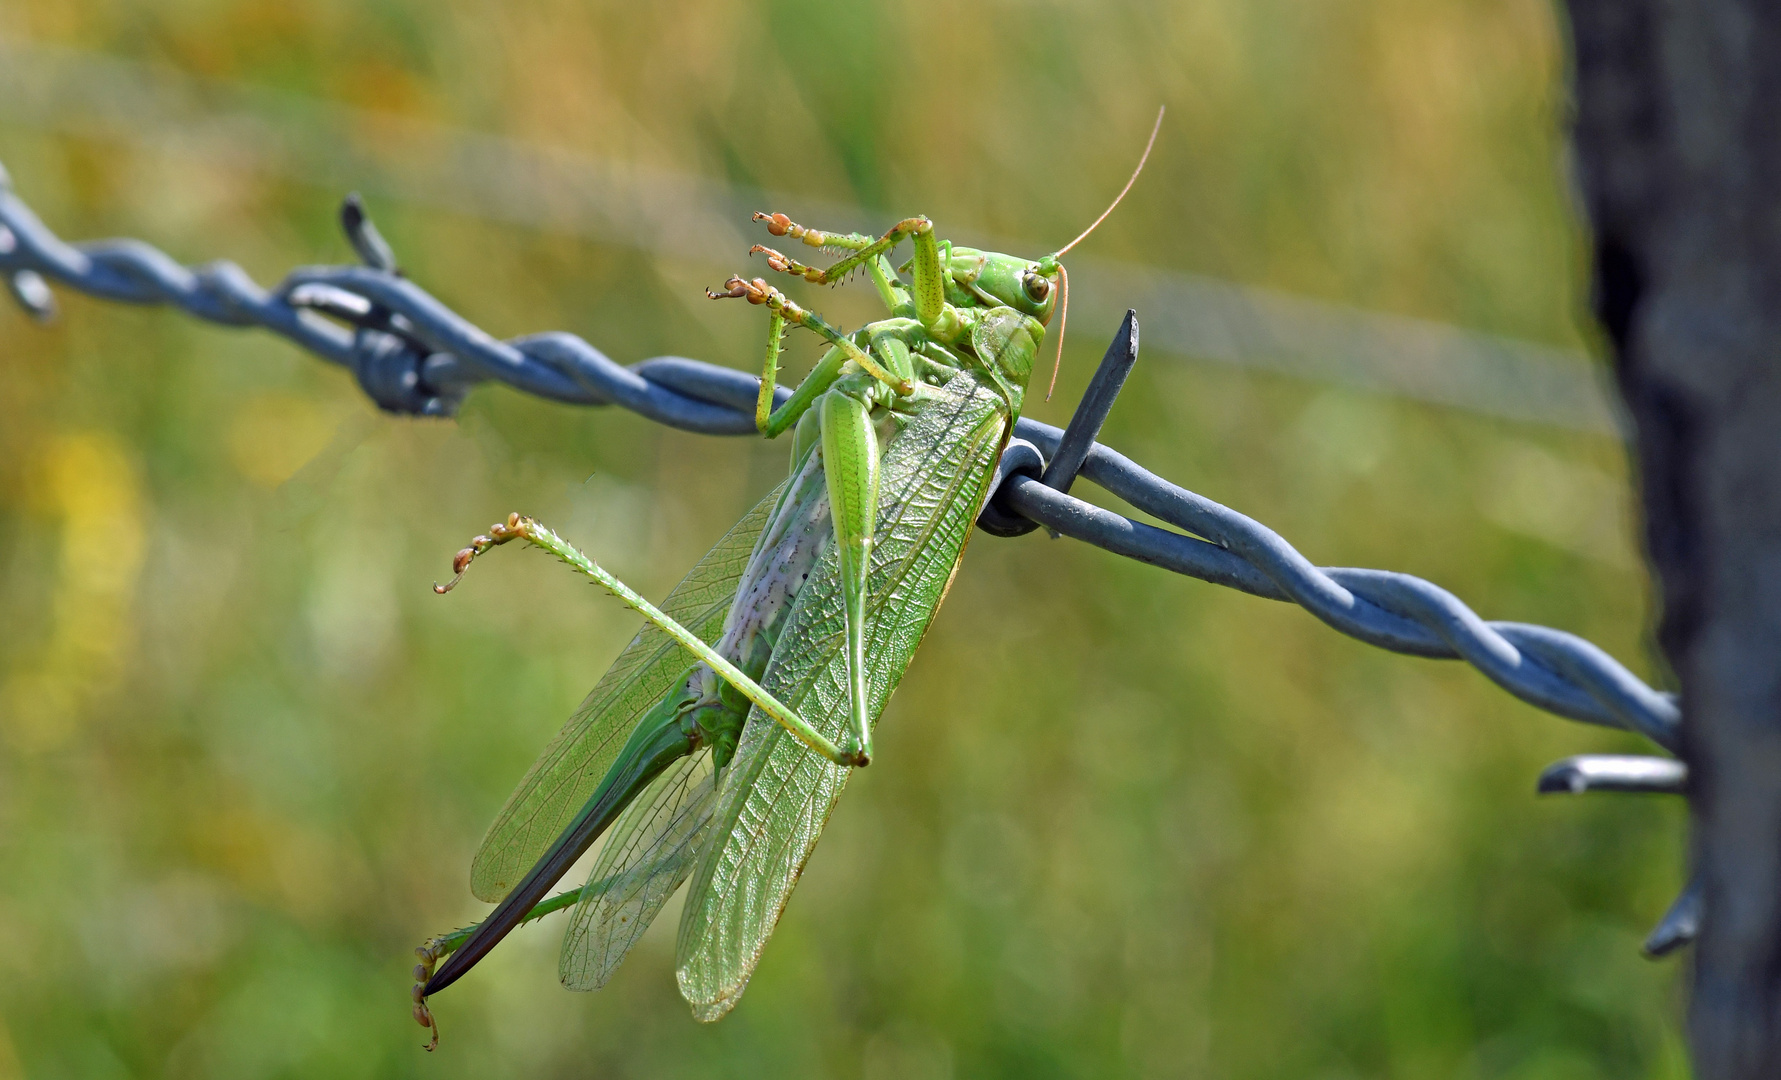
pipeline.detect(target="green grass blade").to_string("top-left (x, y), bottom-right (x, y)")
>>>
top-left (674, 373), bottom-right (1008, 1020)
top-left (468, 483), bottom-right (784, 903)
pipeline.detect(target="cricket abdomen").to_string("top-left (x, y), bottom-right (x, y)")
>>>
top-left (683, 443), bottom-right (833, 766)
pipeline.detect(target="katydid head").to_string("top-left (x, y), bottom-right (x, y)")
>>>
top-left (943, 246), bottom-right (1062, 323)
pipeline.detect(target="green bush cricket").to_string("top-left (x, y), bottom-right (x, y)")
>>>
top-left (412, 110), bottom-right (1164, 1046)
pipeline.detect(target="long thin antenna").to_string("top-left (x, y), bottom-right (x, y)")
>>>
top-left (1053, 105), bottom-right (1165, 259)
top-left (1045, 106), bottom-right (1164, 400)
top-left (1045, 265), bottom-right (1068, 399)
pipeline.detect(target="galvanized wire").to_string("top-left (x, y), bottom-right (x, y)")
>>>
top-left (0, 164), bottom-right (1683, 750)
top-left (0, 166), bottom-right (1691, 941)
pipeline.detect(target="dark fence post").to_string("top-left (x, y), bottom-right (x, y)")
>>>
top-left (1562, 3), bottom-right (1781, 1075)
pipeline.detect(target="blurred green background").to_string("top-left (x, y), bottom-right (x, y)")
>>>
top-left (0, 1), bottom-right (1688, 1077)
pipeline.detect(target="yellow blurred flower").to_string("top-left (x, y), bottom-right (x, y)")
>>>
top-left (2, 429), bottom-right (145, 751)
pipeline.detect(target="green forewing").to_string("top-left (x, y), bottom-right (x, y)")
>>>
top-left (469, 484), bottom-right (784, 902)
top-left (559, 748), bottom-right (718, 990)
top-left (675, 371), bottom-right (1008, 1020)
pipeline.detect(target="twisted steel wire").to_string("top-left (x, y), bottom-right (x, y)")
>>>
top-left (0, 164), bottom-right (1682, 754)
top-left (0, 164), bottom-right (1682, 749)
top-left (2, 166), bottom-right (1690, 944)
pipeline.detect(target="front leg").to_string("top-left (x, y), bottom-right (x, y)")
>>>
top-left (755, 213), bottom-right (945, 326)
top-left (708, 276), bottom-right (915, 425)
top-left (755, 307), bottom-right (788, 432)
top-left (751, 244), bottom-right (912, 316)
top-left (752, 212), bottom-right (873, 252)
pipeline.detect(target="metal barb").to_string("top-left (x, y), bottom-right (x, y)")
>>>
top-left (980, 311), bottom-right (1138, 538)
top-left (7, 268), bottom-right (55, 322)
top-left (1537, 754), bottom-right (1687, 795)
top-left (1043, 308), bottom-right (1139, 495)
top-left (340, 193), bottom-right (401, 274)
top-left (1645, 877), bottom-right (1702, 958)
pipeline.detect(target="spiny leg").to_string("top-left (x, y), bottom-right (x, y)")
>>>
top-left (711, 275), bottom-right (867, 436)
top-left (709, 276), bottom-right (913, 413)
top-left (762, 343), bottom-right (849, 438)
top-left (866, 253), bottom-right (912, 312)
top-left (819, 389), bottom-right (880, 764)
top-left (754, 211), bottom-right (924, 284)
top-left (754, 211), bottom-right (873, 252)
top-left (752, 213), bottom-right (944, 324)
top-left (753, 326), bottom-right (918, 447)
top-left (751, 310), bottom-right (911, 435)
top-left (436, 514), bottom-right (860, 767)
top-left (748, 243), bottom-right (913, 315)
top-left (749, 244), bottom-right (841, 284)
top-left (866, 327), bottom-right (918, 386)
top-left (751, 214), bottom-right (911, 311)
top-left (755, 307), bottom-right (787, 432)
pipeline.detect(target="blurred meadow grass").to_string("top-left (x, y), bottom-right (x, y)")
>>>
top-left (0, 1), bottom-right (1689, 1077)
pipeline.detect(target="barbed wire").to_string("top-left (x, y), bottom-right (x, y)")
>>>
top-left (0, 162), bottom-right (1691, 948)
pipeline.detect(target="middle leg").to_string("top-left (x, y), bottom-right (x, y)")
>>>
top-left (708, 276), bottom-right (915, 425)
top-left (818, 386), bottom-right (881, 764)
top-left (753, 213), bottom-right (945, 324)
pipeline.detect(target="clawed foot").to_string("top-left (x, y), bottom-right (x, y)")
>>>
top-left (753, 211), bottom-right (834, 247)
top-left (706, 275), bottom-right (778, 305)
top-left (750, 245), bottom-right (826, 283)
top-left (412, 938), bottom-right (451, 1051)
top-left (434, 513), bottom-right (533, 594)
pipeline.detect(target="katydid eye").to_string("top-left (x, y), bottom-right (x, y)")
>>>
top-left (1023, 272), bottom-right (1051, 303)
